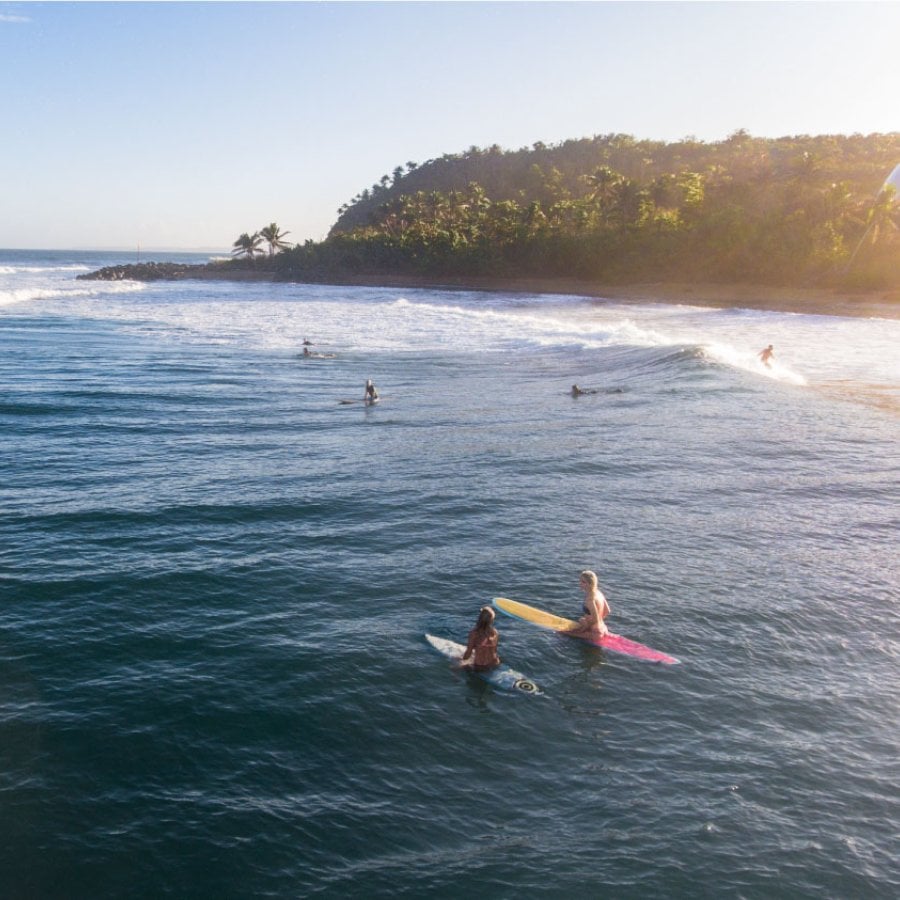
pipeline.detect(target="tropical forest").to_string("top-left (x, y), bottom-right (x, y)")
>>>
top-left (236, 132), bottom-right (900, 290)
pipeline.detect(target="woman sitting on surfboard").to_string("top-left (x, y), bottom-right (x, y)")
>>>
top-left (461, 606), bottom-right (501, 671)
top-left (364, 379), bottom-right (379, 404)
top-left (568, 570), bottom-right (610, 638)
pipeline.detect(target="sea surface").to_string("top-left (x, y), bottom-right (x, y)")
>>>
top-left (1, 249), bottom-right (898, 898)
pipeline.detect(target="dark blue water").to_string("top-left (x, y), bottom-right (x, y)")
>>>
top-left (1, 251), bottom-right (898, 897)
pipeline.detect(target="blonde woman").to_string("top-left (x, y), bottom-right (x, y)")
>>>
top-left (569, 570), bottom-right (610, 638)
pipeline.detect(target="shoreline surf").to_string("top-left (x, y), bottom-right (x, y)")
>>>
top-left (75, 262), bottom-right (900, 321)
top-left (276, 273), bottom-right (900, 320)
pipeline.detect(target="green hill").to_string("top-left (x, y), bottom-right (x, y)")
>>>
top-left (276, 131), bottom-right (900, 290)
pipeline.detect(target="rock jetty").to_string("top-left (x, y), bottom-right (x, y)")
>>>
top-left (77, 261), bottom-right (272, 282)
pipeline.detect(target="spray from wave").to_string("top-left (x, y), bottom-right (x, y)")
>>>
top-left (0, 264), bottom-right (89, 275)
top-left (700, 342), bottom-right (807, 385)
top-left (0, 281), bottom-right (144, 308)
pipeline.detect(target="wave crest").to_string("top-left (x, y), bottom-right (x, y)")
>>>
top-left (702, 342), bottom-right (807, 385)
top-left (0, 281), bottom-right (144, 308)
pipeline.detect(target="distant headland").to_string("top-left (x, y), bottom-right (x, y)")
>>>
top-left (78, 131), bottom-right (900, 319)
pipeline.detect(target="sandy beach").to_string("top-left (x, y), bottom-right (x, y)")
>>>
top-left (290, 272), bottom-right (900, 320)
top-left (79, 262), bottom-right (900, 320)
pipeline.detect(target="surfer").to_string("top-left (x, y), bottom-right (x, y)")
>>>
top-left (304, 347), bottom-right (335, 359)
top-left (460, 606), bottom-right (501, 671)
top-left (758, 344), bottom-right (774, 368)
top-left (364, 379), bottom-right (379, 404)
top-left (568, 570), bottom-right (610, 638)
top-left (571, 384), bottom-right (586, 396)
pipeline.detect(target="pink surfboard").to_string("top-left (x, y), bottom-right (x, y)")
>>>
top-left (493, 596), bottom-right (679, 665)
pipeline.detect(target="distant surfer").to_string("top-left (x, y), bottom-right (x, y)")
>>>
top-left (364, 379), bottom-right (379, 404)
top-left (758, 344), bottom-right (774, 368)
top-left (304, 347), bottom-right (336, 359)
top-left (460, 606), bottom-right (501, 671)
top-left (572, 384), bottom-right (621, 396)
top-left (568, 570), bottom-right (610, 638)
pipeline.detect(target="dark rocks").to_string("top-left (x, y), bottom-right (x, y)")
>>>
top-left (76, 261), bottom-right (274, 282)
top-left (77, 262), bottom-right (207, 282)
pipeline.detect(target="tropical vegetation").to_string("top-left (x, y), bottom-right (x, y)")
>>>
top-left (231, 231), bottom-right (265, 260)
top-left (260, 222), bottom-right (291, 256)
top-left (234, 133), bottom-right (900, 290)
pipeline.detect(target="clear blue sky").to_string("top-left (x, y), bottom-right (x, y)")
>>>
top-left (1, 1), bottom-right (897, 250)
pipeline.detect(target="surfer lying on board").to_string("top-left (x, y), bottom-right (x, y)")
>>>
top-left (568, 570), bottom-right (610, 638)
top-left (364, 379), bottom-right (379, 404)
top-left (571, 384), bottom-right (624, 397)
top-left (758, 344), bottom-right (774, 368)
top-left (303, 347), bottom-right (336, 359)
top-left (460, 606), bottom-right (501, 671)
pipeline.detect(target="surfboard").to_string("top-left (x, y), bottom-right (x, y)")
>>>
top-left (424, 634), bottom-right (542, 694)
top-left (492, 597), bottom-right (679, 665)
top-left (338, 396), bottom-right (384, 405)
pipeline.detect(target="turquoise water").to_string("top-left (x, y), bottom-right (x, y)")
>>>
top-left (1, 250), bottom-right (898, 897)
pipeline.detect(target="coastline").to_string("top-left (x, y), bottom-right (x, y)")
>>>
top-left (302, 273), bottom-right (900, 320)
top-left (77, 263), bottom-right (900, 320)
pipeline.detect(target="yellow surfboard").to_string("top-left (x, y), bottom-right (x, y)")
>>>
top-left (494, 596), bottom-right (579, 631)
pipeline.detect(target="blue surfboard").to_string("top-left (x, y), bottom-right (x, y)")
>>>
top-left (425, 633), bottom-right (542, 695)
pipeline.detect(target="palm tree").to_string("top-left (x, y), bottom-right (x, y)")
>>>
top-left (232, 232), bottom-right (264, 260)
top-left (864, 186), bottom-right (900, 245)
top-left (584, 166), bottom-right (621, 226)
top-left (610, 178), bottom-right (647, 230)
top-left (845, 186), bottom-right (900, 270)
top-left (259, 222), bottom-right (291, 256)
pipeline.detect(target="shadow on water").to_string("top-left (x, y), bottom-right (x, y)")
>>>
top-left (814, 379), bottom-right (900, 416)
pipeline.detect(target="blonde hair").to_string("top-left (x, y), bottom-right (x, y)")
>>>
top-left (580, 570), bottom-right (598, 590)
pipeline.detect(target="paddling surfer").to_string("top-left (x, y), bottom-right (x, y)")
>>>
top-left (460, 606), bottom-right (501, 671)
top-left (571, 384), bottom-right (606, 396)
top-left (568, 569), bottom-right (610, 638)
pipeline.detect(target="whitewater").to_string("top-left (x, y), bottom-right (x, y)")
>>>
top-left (3, 250), bottom-right (898, 401)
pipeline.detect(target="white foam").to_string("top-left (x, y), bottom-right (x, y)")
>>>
top-left (0, 281), bottom-right (144, 308)
top-left (4, 265), bottom-right (898, 392)
top-left (702, 341), bottom-right (808, 385)
top-left (0, 264), bottom-right (89, 274)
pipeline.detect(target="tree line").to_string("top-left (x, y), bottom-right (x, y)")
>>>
top-left (238, 132), bottom-right (900, 290)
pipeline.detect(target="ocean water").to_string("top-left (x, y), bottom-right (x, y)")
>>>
top-left (1, 249), bottom-right (898, 898)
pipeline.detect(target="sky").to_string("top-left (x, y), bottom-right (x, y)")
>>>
top-left (1, 1), bottom-right (898, 251)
